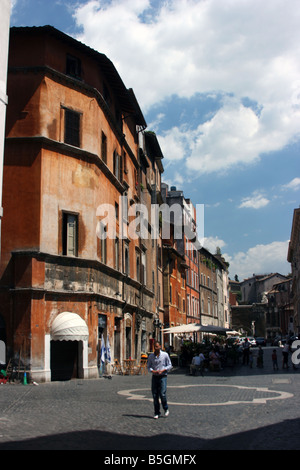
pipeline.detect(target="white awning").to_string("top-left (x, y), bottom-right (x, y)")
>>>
top-left (162, 323), bottom-right (200, 334)
top-left (162, 323), bottom-right (230, 335)
top-left (51, 312), bottom-right (89, 341)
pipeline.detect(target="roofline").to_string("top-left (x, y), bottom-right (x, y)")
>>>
top-left (9, 25), bottom-right (147, 127)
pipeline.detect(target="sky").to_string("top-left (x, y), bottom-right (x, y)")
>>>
top-left (9, 0), bottom-right (300, 281)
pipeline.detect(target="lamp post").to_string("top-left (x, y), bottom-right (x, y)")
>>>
top-left (153, 318), bottom-right (162, 343)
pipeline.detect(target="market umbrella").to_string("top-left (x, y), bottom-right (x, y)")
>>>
top-left (162, 323), bottom-right (230, 335)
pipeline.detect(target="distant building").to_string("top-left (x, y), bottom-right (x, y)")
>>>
top-left (240, 273), bottom-right (288, 304)
top-left (266, 278), bottom-right (293, 339)
top-left (229, 279), bottom-right (241, 306)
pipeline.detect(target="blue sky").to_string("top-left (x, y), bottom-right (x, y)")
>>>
top-left (9, 0), bottom-right (300, 280)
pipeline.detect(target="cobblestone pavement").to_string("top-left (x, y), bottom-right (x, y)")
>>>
top-left (0, 347), bottom-right (299, 451)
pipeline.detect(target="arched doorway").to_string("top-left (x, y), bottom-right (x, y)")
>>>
top-left (50, 312), bottom-right (89, 381)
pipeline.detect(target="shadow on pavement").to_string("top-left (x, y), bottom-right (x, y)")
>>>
top-left (0, 417), bottom-right (299, 450)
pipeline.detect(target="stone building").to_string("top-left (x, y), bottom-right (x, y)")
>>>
top-left (0, 0), bottom-right (11, 364)
top-left (198, 247), bottom-right (218, 326)
top-left (288, 207), bottom-right (300, 335)
top-left (0, 0), bottom-right (11, 257)
top-left (0, 26), bottom-right (163, 382)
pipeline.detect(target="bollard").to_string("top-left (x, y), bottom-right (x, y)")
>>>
top-left (23, 372), bottom-right (27, 385)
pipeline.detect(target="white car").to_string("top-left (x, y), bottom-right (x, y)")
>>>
top-left (247, 337), bottom-right (256, 346)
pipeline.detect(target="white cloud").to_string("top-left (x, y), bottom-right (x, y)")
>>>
top-left (156, 126), bottom-right (187, 162)
top-left (199, 236), bottom-right (290, 280)
top-left (73, 0), bottom-right (300, 175)
top-left (202, 236), bottom-right (226, 254)
top-left (238, 191), bottom-right (270, 210)
top-left (225, 240), bottom-right (290, 280)
top-left (281, 177), bottom-right (300, 191)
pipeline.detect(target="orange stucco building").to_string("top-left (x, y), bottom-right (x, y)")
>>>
top-left (0, 26), bottom-right (163, 382)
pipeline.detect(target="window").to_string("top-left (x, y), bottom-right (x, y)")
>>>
top-left (115, 202), bottom-right (119, 221)
top-left (123, 151), bottom-right (127, 173)
top-left (142, 251), bottom-right (146, 284)
top-left (136, 253), bottom-right (140, 282)
top-left (101, 132), bottom-right (107, 164)
top-left (62, 212), bottom-right (78, 257)
top-left (124, 243), bottom-right (129, 275)
top-left (99, 222), bottom-right (107, 264)
top-left (113, 150), bottom-right (122, 181)
top-left (115, 238), bottom-right (119, 271)
top-left (66, 54), bottom-right (81, 80)
top-left (64, 109), bottom-right (80, 147)
top-left (123, 192), bottom-right (128, 224)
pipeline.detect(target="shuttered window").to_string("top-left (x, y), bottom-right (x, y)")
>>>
top-left (62, 213), bottom-right (78, 257)
top-left (64, 109), bottom-right (80, 148)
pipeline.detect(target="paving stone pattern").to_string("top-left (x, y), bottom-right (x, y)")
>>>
top-left (0, 346), bottom-right (299, 450)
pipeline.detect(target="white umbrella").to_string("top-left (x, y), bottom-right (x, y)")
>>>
top-left (162, 323), bottom-right (229, 335)
top-left (226, 330), bottom-right (242, 336)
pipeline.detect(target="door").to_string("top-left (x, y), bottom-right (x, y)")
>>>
top-left (51, 340), bottom-right (79, 381)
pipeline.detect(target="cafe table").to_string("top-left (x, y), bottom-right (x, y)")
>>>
top-left (123, 359), bottom-right (136, 375)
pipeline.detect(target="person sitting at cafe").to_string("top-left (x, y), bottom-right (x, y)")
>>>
top-left (209, 349), bottom-right (221, 371)
top-left (189, 353), bottom-right (205, 376)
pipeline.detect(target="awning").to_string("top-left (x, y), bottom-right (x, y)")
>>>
top-left (162, 323), bottom-right (230, 335)
top-left (51, 312), bottom-right (89, 341)
top-left (226, 330), bottom-right (242, 336)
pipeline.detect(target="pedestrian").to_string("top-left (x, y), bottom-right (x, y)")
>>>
top-left (272, 349), bottom-right (278, 371)
top-left (257, 345), bottom-right (264, 368)
top-left (147, 341), bottom-right (173, 419)
top-left (242, 338), bottom-right (250, 365)
top-left (282, 343), bottom-right (290, 369)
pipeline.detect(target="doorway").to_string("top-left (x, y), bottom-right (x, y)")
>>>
top-left (50, 340), bottom-right (79, 381)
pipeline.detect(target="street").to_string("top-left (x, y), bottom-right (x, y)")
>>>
top-left (0, 346), bottom-right (299, 451)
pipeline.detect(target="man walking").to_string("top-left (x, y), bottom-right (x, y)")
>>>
top-left (242, 338), bottom-right (250, 365)
top-left (147, 341), bottom-right (172, 419)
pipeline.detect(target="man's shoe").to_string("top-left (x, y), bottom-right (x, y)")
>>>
top-left (154, 414), bottom-right (159, 419)
top-left (164, 409), bottom-right (169, 417)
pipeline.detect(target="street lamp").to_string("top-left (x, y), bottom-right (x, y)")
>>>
top-left (153, 318), bottom-right (162, 342)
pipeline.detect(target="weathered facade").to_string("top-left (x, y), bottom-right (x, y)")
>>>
top-left (266, 278), bottom-right (293, 339)
top-left (0, 26), bottom-right (162, 382)
top-left (240, 273), bottom-right (288, 304)
top-left (0, 0), bottom-right (11, 254)
top-left (199, 247), bottom-right (218, 326)
top-left (0, 1), bottom-right (11, 361)
top-left (288, 207), bottom-right (300, 335)
top-left (162, 224), bottom-right (187, 348)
